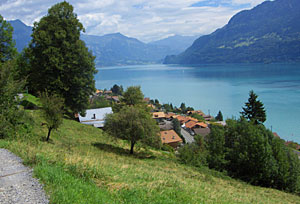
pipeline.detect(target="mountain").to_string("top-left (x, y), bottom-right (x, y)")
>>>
top-left (149, 35), bottom-right (199, 55)
top-left (8, 19), bottom-right (32, 52)
top-left (164, 0), bottom-right (300, 64)
top-left (81, 33), bottom-right (172, 66)
top-left (8, 19), bottom-right (196, 66)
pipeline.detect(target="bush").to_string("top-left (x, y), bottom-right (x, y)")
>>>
top-left (161, 144), bottom-right (175, 153)
top-left (178, 135), bottom-right (207, 167)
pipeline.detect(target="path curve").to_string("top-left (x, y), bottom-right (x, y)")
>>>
top-left (0, 148), bottom-right (49, 204)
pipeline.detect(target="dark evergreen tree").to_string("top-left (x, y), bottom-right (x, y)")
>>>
top-left (180, 102), bottom-right (186, 113)
top-left (215, 110), bottom-right (223, 121)
top-left (241, 90), bottom-right (266, 124)
top-left (0, 15), bottom-right (17, 64)
top-left (25, 2), bottom-right (97, 114)
top-left (111, 84), bottom-right (123, 95)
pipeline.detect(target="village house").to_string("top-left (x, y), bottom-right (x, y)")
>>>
top-left (95, 89), bottom-right (103, 96)
top-left (194, 128), bottom-right (211, 137)
top-left (165, 112), bottom-right (176, 121)
top-left (143, 97), bottom-right (150, 103)
top-left (152, 112), bottom-right (166, 122)
top-left (105, 95), bottom-right (120, 103)
top-left (176, 115), bottom-right (199, 126)
top-left (203, 114), bottom-right (215, 121)
top-left (147, 104), bottom-right (156, 110)
top-left (187, 110), bottom-right (205, 116)
top-left (184, 120), bottom-right (208, 135)
top-left (160, 130), bottom-right (183, 148)
top-left (78, 107), bottom-right (113, 128)
top-left (104, 90), bottom-right (112, 95)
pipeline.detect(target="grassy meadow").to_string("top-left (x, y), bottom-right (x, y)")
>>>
top-left (0, 110), bottom-right (299, 203)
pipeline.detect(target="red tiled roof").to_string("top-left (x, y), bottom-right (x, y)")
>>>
top-left (160, 130), bottom-right (182, 144)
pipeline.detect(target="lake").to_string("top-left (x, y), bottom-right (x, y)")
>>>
top-left (94, 63), bottom-right (300, 143)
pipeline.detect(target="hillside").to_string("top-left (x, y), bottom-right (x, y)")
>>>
top-left (0, 110), bottom-right (299, 203)
top-left (81, 33), bottom-right (171, 66)
top-left (149, 35), bottom-right (199, 56)
top-left (8, 20), bottom-right (195, 66)
top-left (164, 0), bottom-right (300, 64)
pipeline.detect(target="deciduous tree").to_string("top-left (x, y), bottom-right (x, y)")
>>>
top-left (40, 91), bottom-right (64, 141)
top-left (121, 86), bottom-right (144, 106)
top-left (25, 2), bottom-right (96, 115)
top-left (104, 106), bottom-right (161, 154)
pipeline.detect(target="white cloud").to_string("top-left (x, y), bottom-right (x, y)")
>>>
top-left (0, 0), bottom-right (267, 42)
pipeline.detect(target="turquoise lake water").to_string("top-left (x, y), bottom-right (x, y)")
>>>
top-left (95, 63), bottom-right (300, 143)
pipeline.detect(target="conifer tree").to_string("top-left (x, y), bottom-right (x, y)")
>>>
top-left (241, 90), bottom-right (266, 124)
top-left (216, 110), bottom-right (223, 121)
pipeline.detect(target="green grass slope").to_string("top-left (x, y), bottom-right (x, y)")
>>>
top-left (0, 110), bottom-right (299, 203)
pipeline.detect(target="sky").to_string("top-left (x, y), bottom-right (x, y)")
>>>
top-left (0, 0), bottom-right (267, 42)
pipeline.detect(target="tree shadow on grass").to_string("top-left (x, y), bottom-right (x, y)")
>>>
top-left (92, 142), bottom-right (156, 160)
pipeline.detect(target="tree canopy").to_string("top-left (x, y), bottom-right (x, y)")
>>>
top-left (24, 2), bottom-right (96, 114)
top-left (121, 86), bottom-right (145, 106)
top-left (0, 15), bottom-right (17, 64)
top-left (241, 90), bottom-right (266, 124)
top-left (104, 105), bottom-right (161, 154)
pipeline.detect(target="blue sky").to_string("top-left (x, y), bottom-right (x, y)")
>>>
top-left (0, 0), bottom-right (267, 42)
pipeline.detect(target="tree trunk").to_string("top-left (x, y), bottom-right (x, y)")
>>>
top-left (46, 127), bottom-right (52, 141)
top-left (130, 141), bottom-right (135, 154)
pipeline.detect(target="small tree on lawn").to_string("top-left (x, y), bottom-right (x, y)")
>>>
top-left (241, 90), bottom-right (266, 124)
top-left (104, 106), bottom-right (161, 154)
top-left (40, 91), bottom-right (64, 141)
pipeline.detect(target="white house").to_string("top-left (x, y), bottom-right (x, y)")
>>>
top-left (78, 107), bottom-right (113, 128)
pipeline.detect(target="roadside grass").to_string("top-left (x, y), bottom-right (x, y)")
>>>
top-left (1, 110), bottom-right (300, 203)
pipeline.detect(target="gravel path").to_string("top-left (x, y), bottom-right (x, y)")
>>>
top-left (0, 148), bottom-right (49, 204)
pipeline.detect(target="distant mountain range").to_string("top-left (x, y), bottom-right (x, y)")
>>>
top-left (164, 0), bottom-right (300, 64)
top-left (9, 19), bottom-right (32, 52)
top-left (8, 19), bottom-right (197, 66)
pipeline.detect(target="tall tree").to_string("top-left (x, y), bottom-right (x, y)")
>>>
top-left (25, 2), bottom-right (96, 114)
top-left (0, 15), bottom-right (17, 64)
top-left (104, 106), bottom-right (161, 154)
top-left (240, 90), bottom-right (266, 124)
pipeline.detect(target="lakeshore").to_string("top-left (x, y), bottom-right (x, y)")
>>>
top-left (95, 63), bottom-right (300, 143)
